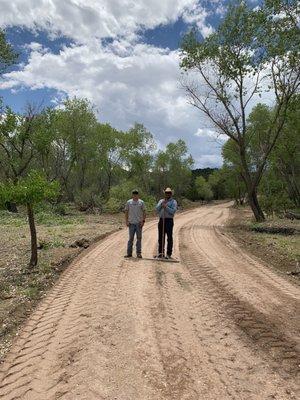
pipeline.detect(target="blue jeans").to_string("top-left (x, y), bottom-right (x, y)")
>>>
top-left (127, 223), bottom-right (142, 255)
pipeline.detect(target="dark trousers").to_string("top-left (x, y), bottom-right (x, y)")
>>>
top-left (158, 218), bottom-right (174, 256)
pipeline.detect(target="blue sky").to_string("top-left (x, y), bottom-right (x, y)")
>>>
top-left (0, 1), bottom-right (260, 168)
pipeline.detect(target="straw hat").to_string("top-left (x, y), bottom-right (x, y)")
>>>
top-left (164, 187), bottom-right (173, 193)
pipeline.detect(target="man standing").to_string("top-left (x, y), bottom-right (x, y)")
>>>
top-left (156, 188), bottom-right (177, 259)
top-left (124, 189), bottom-right (146, 258)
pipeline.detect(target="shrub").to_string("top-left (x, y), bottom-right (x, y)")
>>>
top-left (104, 197), bottom-right (123, 213)
top-left (74, 188), bottom-right (103, 212)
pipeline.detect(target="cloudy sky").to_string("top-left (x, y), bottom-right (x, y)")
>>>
top-left (0, 0), bottom-right (260, 168)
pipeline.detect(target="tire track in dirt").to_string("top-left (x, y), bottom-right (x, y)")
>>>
top-left (147, 265), bottom-right (199, 400)
top-left (0, 237), bottom-right (122, 400)
top-left (41, 252), bottom-right (124, 400)
top-left (0, 203), bottom-right (299, 399)
top-left (179, 212), bottom-right (300, 398)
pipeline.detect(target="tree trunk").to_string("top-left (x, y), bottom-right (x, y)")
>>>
top-left (27, 203), bottom-right (38, 267)
top-left (248, 189), bottom-right (265, 222)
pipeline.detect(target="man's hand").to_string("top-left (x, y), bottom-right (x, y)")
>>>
top-left (126, 221), bottom-right (129, 227)
top-left (140, 220), bottom-right (145, 228)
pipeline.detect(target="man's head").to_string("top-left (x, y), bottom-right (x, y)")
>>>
top-left (164, 187), bottom-right (172, 200)
top-left (132, 189), bottom-right (139, 200)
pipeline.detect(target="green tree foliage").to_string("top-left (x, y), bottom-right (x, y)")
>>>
top-left (186, 168), bottom-right (217, 200)
top-left (105, 180), bottom-right (156, 213)
top-left (153, 139), bottom-right (194, 199)
top-left (195, 176), bottom-right (213, 202)
top-left (0, 172), bottom-right (59, 266)
top-left (221, 95), bottom-right (300, 212)
top-left (260, 169), bottom-right (294, 216)
top-left (269, 94), bottom-right (300, 207)
top-left (45, 98), bottom-right (98, 198)
top-left (208, 169), bottom-right (227, 200)
top-left (0, 106), bottom-right (46, 183)
top-left (0, 96), bottom-right (196, 213)
top-left (221, 166), bottom-right (246, 206)
top-left (122, 123), bottom-right (156, 193)
top-left (0, 29), bottom-right (18, 75)
top-left (180, 0), bottom-right (300, 221)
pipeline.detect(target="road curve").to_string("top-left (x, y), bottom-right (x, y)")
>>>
top-left (0, 202), bottom-right (299, 400)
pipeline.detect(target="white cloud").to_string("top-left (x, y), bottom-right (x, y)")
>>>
top-left (23, 42), bottom-right (44, 52)
top-left (0, 1), bottom-right (230, 167)
top-left (1, 38), bottom-right (221, 164)
top-left (195, 154), bottom-right (223, 168)
top-left (0, 0), bottom-right (204, 43)
top-left (182, 3), bottom-right (214, 38)
top-left (194, 128), bottom-right (227, 141)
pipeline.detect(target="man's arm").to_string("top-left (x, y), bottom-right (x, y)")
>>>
top-left (166, 200), bottom-right (177, 215)
top-left (156, 199), bottom-right (163, 213)
top-left (141, 210), bottom-right (146, 227)
top-left (141, 202), bottom-right (146, 227)
top-left (125, 202), bottom-right (129, 226)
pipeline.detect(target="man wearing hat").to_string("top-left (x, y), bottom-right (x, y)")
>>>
top-left (124, 189), bottom-right (146, 258)
top-left (156, 188), bottom-right (177, 259)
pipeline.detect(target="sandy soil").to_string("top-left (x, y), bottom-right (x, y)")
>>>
top-left (0, 211), bottom-right (124, 361)
top-left (0, 202), bottom-right (299, 399)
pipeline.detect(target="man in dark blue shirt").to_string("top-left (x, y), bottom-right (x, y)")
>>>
top-left (156, 187), bottom-right (177, 259)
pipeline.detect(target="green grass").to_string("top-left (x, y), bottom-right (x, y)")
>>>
top-left (0, 209), bottom-right (85, 227)
top-left (35, 211), bottom-right (84, 226)
top-left (23, 286), bottom-right (41, 300)
top-left (261, 234), bottom-right (300, 261)
top-left (38, 239), bottom-right (65, 250)
top-left (0, 210), bottom-right (26, 227)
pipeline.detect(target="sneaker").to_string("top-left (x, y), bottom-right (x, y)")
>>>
top-left (137, 254), bottom-right (142, 258)
top-left (124, 254), bottom-right (132, 258)
top-left (165, 255), bottom-right (173, 259)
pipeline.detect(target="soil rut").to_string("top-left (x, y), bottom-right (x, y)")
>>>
top-left (0, 203), bottom-right (299, 399)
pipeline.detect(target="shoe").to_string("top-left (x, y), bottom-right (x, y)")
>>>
top-left (137, 254), bottom-right (142, 258)
top-left (165, 255), bottom-right (173, 259)
top-left (155, 253), bottom-right (164, 259)
top-left (124, 254), bottom-right (132, 258)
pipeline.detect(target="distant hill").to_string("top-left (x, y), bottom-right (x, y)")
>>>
top-left (192, 168), bottom-right (218, 181)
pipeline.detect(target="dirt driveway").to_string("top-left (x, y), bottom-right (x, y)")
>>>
top-left (0, 202), bottom-right (299, 399)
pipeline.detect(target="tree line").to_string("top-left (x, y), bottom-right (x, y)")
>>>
top-left (0, 0), bottom-right (299, 266)
top-left (193, 95), bottom-right (300, 215)
top-left (0, 97), bottom-right (195, 210)
top-left (180, 0), bottom-right (299, 221)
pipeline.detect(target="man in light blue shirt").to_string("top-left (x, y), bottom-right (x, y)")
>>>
top-left (156, 187), bottom-right (177, 259)
top-left (124, 189), bottom-right (146, 258)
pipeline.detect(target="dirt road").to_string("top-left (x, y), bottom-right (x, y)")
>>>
top-left (0, 203), bottom-right (299, 400)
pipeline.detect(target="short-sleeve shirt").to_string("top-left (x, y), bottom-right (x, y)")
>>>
top-left (125, 199), bottom-right (146, 224)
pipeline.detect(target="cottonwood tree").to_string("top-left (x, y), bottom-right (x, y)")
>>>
top-left (195, 176), bottom-right (213, 202)
top-left (181, 0), bottom-right (300, 221)
top-left (0, 107), bottom-right (45, 180)
top-left (50, 98), bottom-right (98, 199)
top-left (0, 106), bottom-right (47, 211)
top-left (221, 141), bottom-right (247, 206)
top-left (0, 29), bottom-right (17, 75)
top-left (224, 99), bottom-right (300, 211)
top-left (153, 139), bottom-right (194, 198)
top-left (0, 172), bottom-right (59, 267)
top-left (269, 94), bottom-right (300, 207)
top-left (208, 169), bottom-right (227, 200)
top-left (122, 123), bottom-right (156, 193)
